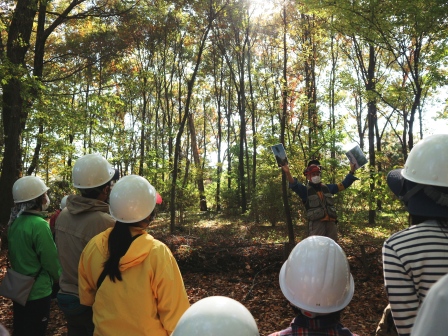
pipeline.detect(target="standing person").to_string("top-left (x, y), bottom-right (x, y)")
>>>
top-left (55, 154), bottom-right (116, 336)
top-left (49, 195), bottom-right (69, 299)
top-left (382, 133), bottom-right (448, 336)
top-left (281, 159), bottom-right (358, 241)
top-left (268, 236), bottom-right (358, 336)
top-left (7, 176), bottom-right (61, 336)
top-left (78, 175), bottom-right (190, 336)
top-left (49, 195), bottom-right (68, 238)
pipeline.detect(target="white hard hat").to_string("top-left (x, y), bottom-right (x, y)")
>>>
top-left (72, 154), bottom-right (115, 189)
top-left (402, 134), bottom-right (448, 187)
top-left (60, 195), bottom-right (69, 209)
top-left (109, 175), bottom-right (157, 223)
top-left (12, 176), bottom-right (49, 203)
top-left (411, 273), bottom-right (448, 336)
top-left (0, 323), bottom-right (9, 336)
top-left (172, 296), bottom-right (259, 336)
top-left (279, 236), bottom-right (354, 314)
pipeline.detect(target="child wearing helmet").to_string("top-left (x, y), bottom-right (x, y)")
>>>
top-left (78, 175), bottom-right (190, 336)
top-left (382, 134), bottom-right (448, 336)
top-left (7, 176), bottom-right (61, 336)
top-left (269, 236), bottom-right (358, 336)
top-left (172, 296), bottom-right (259, 336)
top-left (281, 159), bottom-right (358, 241)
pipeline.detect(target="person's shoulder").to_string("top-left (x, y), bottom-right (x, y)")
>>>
top-left (30, 213), bottom-right (51, 226)
top-left (385, 227), bottom-right (412, 243)
top-left (147, 238), bottom-right (177, 259)
top-left (150, 238), bottom-right (170, 250)
top-left (81, 207), bottom-right (114, 222)
top-left (97, 211), bottom-right (114, 221)
top-left (384, 224), bottom-right (430, 245)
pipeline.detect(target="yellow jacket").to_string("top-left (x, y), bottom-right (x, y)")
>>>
top-left (78, 227), bottom-right (190, 336)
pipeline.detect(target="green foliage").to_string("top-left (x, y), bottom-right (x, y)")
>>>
top-left (2, 0), bottom-right (448, 231)
top-left (220, 186), bottom-right (241, 216)
top-left (249, 149), bottom-right (286, 226)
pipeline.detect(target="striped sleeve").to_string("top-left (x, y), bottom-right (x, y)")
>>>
top-left (382, 223), bottom-right (448, 336)
top-left (383, 241), bottom-right (419, 336)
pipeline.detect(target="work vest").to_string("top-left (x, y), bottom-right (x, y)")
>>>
top-left (305, 184), bottom-right (338, 221)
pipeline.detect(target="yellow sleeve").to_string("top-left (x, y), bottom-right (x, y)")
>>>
top-left (150, 243), bottom-right (190, 333)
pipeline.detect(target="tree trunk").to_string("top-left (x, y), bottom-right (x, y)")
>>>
top-left (188, 113), bottom-right (207, 211)
top-left (303, 14), bottom-right (318, 152)
top-left (139, 79), bottom-right (148, 176)
top-left (366, 44), bottom-right (377, 225)
top-left (281, 6), bottom-right (295, 246)
top-left (226, 87), bottom-right (232, 190)
top-left (214, 57), bottom-right (224, 212)
top-left (247, 41), bottom-right (257, 214)
top-left (170, 23), bottom-right (212, 232)
top-left (238, 88), bottom-right (247, 213)
top-left (0, 0), bottom-right (39, 226)
top-left (328, 21), bottom-right (338, 182)
top-left (26, 0), bottom-right (47, 176)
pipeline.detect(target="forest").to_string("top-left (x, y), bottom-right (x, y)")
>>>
top-left (1, 0), bottom-right (448, 334)
top-left (1, 0), bottom-right (447, 233)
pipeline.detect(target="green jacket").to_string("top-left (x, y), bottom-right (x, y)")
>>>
top-left (8, 212), bottom-right (61, 301)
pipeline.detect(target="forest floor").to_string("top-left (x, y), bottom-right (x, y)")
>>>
top-left (0, 212), bottom-right (393, 335)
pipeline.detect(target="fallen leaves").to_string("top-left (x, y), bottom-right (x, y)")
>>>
top-left (0, 222), bottom-right (388, 336)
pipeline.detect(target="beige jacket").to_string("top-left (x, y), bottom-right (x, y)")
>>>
top-left (55, 195), bottom-right (115, 296)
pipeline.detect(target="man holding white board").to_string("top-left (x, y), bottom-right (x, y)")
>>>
top-left (281, 158), bottom-right (359, 241)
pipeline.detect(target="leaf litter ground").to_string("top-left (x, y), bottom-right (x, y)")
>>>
top-left (0, 218), bottom-right (388, 335)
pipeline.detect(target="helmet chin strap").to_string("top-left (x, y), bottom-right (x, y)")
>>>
top-left (400, 183), bottom-right (448, 208)
top-left (424, 186), bottom-right (448, 207)
top-left (399, 184), bottom-right (424, 203)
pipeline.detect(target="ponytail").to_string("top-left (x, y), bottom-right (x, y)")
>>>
top-left (102, 222), bottom-right (133, 282)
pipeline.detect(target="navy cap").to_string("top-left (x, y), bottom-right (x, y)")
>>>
top-left (387, 169), bottom-right (448, 219)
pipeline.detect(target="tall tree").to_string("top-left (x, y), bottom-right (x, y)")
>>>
top-left (280, 4), bottom-right (295, 248)
top-left (0, 0), bottom-right (39, 226)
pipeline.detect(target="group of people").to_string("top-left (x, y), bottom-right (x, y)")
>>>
top-left (3, 154), bottom-right (188, 336)
top-left (3, 133), bottom-right (448, 336)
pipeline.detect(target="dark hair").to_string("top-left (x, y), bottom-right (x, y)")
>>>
top-left (290, 303), bottom-right (343, 320)
top-left (307, 159), bottom-right (321, 167)
top-left (149, 209), bottom-right (157, 222)
top-left (102, 210), bottom-right (156, 282)
top-left (102, 222), bottom-right (134, 282)
top-left (411, 216), bottom-right (448, 227)
top-left (33, 193), bottom-right (45, 210)
top-left (79, 181), bottom-right (111, 199)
